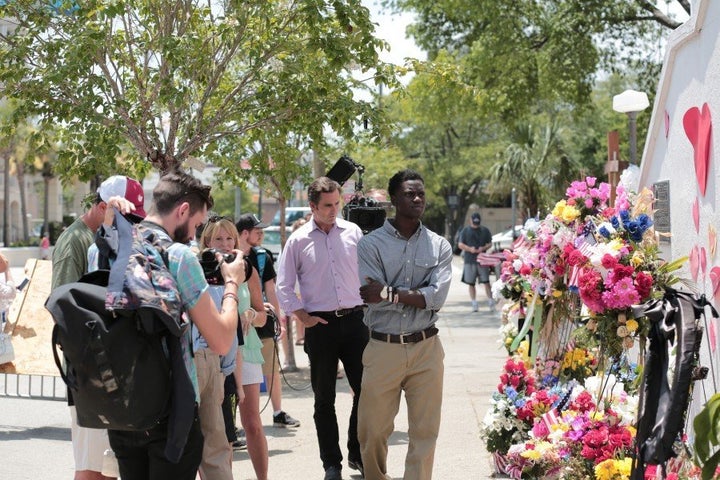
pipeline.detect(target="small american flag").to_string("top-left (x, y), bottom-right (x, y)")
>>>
top-left (541, 409), bottom-right (560, 432)
top-left (477, 252), bottom-right (505, 267)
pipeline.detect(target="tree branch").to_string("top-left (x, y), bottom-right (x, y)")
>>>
top-left (637, 1), bottom-right (683, 29)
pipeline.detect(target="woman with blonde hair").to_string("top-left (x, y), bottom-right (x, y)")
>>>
top-left (200, 216), bottom-right (269, 480)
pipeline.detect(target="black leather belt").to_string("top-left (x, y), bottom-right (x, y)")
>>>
top-left (371, 326), bottom-right (439, 344)
top-left (311, 305), bottom-right (365, 318)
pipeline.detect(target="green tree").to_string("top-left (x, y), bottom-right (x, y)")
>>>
top-left (382, 60), bottom-right (506, 238)
top-left (0, 0), bottom-right (398, 181)
top-left (489, 116), bottom-right (575, 220)
top-left (0, 101), bottom-right (54, 244)
top-left (382, 0), bottom-right (687, 121)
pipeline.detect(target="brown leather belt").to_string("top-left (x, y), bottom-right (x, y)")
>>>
top-left (311, 305), bottom-right (365, 318)
top-left (370, 326), bottom-right (439, 345)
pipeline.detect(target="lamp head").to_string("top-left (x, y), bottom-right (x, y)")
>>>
top-left (613, 89), bottom-right (650, 114)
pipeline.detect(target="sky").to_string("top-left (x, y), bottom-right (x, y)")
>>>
top-left (362, 0), bottom-right (424, 71)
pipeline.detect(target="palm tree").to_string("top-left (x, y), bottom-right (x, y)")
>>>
top-left (490, 118), bottom-right (576, 220)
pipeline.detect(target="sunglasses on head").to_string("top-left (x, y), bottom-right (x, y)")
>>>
top-left (207, 214), bottom-right (233, 224)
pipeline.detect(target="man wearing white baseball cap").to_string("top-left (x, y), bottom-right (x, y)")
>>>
top-left (52, 174), bottom-right (145, 480)
top-left (98, 175), bottom-right (147, 221)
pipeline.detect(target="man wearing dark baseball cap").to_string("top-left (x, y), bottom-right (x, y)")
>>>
top-left (235, 213), bottom-right (269, 231)
top-left (458, 212), bottom-right (494, 312)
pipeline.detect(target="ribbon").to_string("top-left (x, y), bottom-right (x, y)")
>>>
top-left (510, 292), bottom-right (539, 353)
top-left (630, 289), bottom-right (714, 479)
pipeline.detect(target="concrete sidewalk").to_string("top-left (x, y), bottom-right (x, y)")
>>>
top-left (0, 256), bottom-right (506, 479)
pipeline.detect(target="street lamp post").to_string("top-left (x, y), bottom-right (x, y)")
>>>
top-left (612, 89), bottom-right (650, 165)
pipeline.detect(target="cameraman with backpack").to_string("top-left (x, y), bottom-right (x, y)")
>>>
top-left (236, 213), bottom-right (300, 429)
top-left (106, 171), bottom-right (246, 480)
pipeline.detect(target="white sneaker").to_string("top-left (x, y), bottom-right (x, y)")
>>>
top-left (471, 300), bottom-right (478, 312)
top-left (101, 449), bottom-right (120, 478)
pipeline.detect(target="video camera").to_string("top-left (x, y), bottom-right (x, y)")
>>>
top-left (198, 248), bottom-right (251, 286)
top-left (326, 155), bottom-right (387, 234)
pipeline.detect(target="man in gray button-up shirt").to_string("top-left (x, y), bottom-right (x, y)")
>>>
top-left (357, 169), bottom-right (452, 480)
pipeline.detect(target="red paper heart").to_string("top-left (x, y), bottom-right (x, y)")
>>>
top-left (692, 197), bottom-right (700, 233)
top-left (711, 266), bottom-right (720, 303)
top-left (710, 319), bottom-right (718, 354)
top-left (701, 246), bottom-right (707, 278)
top-left (690, 246), bottom-right (700, 282)
top-left (683, 103), bottom-right (713, 196)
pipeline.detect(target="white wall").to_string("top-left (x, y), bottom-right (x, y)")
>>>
top-left (640, 0), bottom-right (719, 429)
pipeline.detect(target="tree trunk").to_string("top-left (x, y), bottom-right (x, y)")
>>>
top-left (2, 154), bottom-right (9, 246)
top-left (17, 160), bottom-right (29, 242)
top-left (149, 150), bottom-right (181, 175)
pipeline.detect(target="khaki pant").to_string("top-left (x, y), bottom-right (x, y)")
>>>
top-left (358, 335), bottom-right (445, 480)
top-left (195, 349), bottom-right (233, 480)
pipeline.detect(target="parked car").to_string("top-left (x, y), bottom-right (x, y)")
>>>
top-left (271, 207), bottom-right (311, 227)
top-left (491, 225), bottom-right (525, 252)
top-left (262, 225), bottom-right (292, 261)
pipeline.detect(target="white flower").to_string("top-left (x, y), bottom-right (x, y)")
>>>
top-left (619, 164), bottom-right (641, 193)
top-left (491, 279), bottom-right (505, 301)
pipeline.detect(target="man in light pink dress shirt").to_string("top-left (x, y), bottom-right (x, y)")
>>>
top-left (276, 177), bottom-right (368, 480)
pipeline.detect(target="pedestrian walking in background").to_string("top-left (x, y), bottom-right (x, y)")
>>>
top-left (40, 233), bottom-right (50, 260)
top-left (458, 212), bottom-right (494, 312)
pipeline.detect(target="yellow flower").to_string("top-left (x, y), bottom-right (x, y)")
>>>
top-left (562, 205), bottom-right (581, 222)
top-left (594, 459), bottom-right (615, 480)
top-left (594, 457), bottom-right (632, 479)
top-left (521, 449), bottom-right (541, 460)
top-left (608, 239), bottom-right (624, 251)
top-left (626, 319), bottom-right (639, 332)
top-left (617, 457), bottom-right (632, 477)
top-left (631, 252), bottom-right (644, 267)
top-left (552, 200), bottom-right (580, 223)
top-left (552, 289), bottom-right (563, 298)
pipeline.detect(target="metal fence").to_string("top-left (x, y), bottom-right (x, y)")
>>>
top-left (0, 372), bottom-right (67, 401)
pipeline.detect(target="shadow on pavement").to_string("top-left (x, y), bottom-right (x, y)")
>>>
top-left (0, 425), bottom-right (70, 442)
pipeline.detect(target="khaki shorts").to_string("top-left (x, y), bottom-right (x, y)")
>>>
top-left (69, 406), bottom-right (116, 473)
top-left (462, 262), bottom-right (490, 284)
top-left (260, 336), bottom-right (280, 377)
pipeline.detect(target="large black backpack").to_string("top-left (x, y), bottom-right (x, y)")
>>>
top-left (48, 272), bottom-right (172, 430)
top-left (46, 213), bottom-right (193, 461)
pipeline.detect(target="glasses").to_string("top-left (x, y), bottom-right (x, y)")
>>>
top-left (207, 214), bottom-right (233, 224)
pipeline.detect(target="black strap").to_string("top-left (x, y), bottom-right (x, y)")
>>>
top-left (51, 325), bottom-right (74, 390)
top-left (631, 289), bottom-right (709, 479)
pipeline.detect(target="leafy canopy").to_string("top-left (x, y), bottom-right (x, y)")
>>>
top-left (0, 0), bottom-right (398, 180)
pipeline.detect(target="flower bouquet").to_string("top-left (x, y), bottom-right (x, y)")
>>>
top-left (480, 358), bottom-right (537, 456)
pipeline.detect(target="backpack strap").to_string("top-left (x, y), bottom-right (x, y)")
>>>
top-left (107, 209), bottom-right (134, 295)
top-left (253, 246), bottom-right (267, 288)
